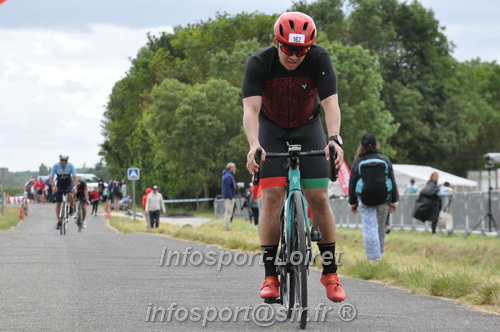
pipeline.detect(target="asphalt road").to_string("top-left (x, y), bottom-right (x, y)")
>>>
top-left (0, 204), bottom-right (498, 331)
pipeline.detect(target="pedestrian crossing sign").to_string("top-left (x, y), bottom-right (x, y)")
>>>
top-left (127, 168), bottom-right (140, 180)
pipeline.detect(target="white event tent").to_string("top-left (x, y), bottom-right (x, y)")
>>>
top-left (329, 164), bottom-right (478, 197)
top-left (392, 164), bottom-right (478, 193)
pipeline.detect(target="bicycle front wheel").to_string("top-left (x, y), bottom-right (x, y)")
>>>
top-left (62, 202), bottom-right (69, 235)
top-left (290, 191), bottom-right (308, 329)
top-left (60, 202), bottom-right (66, 235)
top-left (279, 207), bottom-right (295, 316)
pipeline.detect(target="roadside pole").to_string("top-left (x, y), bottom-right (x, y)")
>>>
top-left (0, 168), bottom-right (6, 216)
top-left (132, 181), bottom-right (136, 221)
top-left (127, 168), bottom-right (140, 221)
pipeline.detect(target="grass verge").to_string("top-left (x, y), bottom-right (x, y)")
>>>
top-left (109, 214), bottom-right (499, 313)
top-left (0, 207), bottom-right (22, 230)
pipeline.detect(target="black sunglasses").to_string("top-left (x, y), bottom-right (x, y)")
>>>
top-left (279, 42), bottom-right (310, 57)
top-left (60, 159), bottom-right (68, 162)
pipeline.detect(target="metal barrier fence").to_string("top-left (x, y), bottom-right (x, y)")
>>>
top-left (215, 191), bottom-right (500, 234)
top-left (332, 191), bottom-right (499, 234)
top-left (214, 196), bottom-right (249, 219)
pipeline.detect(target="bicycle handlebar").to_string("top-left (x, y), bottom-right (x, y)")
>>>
top-left (253, 144), bottom-right (338, 185)
top-left (253, 148), bottom-right (263, 186)
top-left (329, 145), bottom-right (338, 182)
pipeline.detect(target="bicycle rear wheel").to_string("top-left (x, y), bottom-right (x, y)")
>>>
top-left (290, 191), bottom-right (308, 329)
top-left (60, 217), bottom-right (64, 235)
top-left (77, 203), bottom-right (83, 233)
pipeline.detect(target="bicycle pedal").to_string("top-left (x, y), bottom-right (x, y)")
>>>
top-left (310, 226), bottom-right (322, 241)
top-left (263, 297), bottom-right (281, 304)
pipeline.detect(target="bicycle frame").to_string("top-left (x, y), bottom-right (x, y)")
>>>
top-left (282, 148), bottom-right (312, 264)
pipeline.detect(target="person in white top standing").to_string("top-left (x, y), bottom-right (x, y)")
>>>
top-left (439, 181), bottom-right (454, 212)
top-left (145, 185), bottom-right (166, 228)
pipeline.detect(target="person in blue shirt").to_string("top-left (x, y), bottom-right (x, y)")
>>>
top-left (221, 162), bottom-right (236, 231)
top-left (49, 154), bottom-right (78, 229)
top-left (404, 179), bottom-right (420, 195)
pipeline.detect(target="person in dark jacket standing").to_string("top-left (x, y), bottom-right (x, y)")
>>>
top-left (222, 162), bottom-right (236, 231)
top-left (348, 134), bottom-right (399, 261)
top-left (413, 172), bottom-right (441, 237)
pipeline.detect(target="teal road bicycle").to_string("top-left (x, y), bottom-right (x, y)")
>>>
top-left (254, 144), bottom-right (337, 330)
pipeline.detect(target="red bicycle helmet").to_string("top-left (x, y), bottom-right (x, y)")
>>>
top-left (274, 12), bottom-right (317, 47)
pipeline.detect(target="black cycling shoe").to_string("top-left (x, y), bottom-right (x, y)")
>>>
top-left (55, 222), bottom-right (61, 230)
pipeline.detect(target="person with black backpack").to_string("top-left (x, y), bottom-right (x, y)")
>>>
top-left (348, 133), bottom-right (399, 261)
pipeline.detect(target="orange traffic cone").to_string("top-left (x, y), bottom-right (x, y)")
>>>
top-left (19, 204), bottom-right (25, 221)
top-left (106, 199), bottom-right (111, 219)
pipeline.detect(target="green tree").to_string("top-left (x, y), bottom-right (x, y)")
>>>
top-left (347, 0), bottom-right (457, 167)
top-left (38, 164), bottom-right (49, 175)
top-left (145, 79), bottom-right (245, 198)
top-left (101, 47), bottom-right (168, 180)
top-left (442, 60), bottom-right (500, 174)
top-left (324, 42), bottom-right (398, 161)
top-left (210, 39), bottom-right (261, 87)
top-left (168, 12), bottom-right (276, 84)
top-left (291, 0), bottom-right (346, 42)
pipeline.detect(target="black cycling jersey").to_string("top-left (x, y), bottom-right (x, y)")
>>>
top-left (242, 44), bottom-right (338, 129)
top-left (75, 180), bottom-right (87, 200)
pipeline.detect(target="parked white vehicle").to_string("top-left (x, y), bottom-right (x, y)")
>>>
top-left (77, 174), bottom-right (107, 190)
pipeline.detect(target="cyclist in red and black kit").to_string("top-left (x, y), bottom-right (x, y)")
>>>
top-left (243, 12), bottom-right (346, 302)
top-left (74, 178), bottom-right (89, 229)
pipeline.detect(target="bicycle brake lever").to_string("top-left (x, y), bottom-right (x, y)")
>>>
top-left (253, 148), bottom-right (262, 185)
top-left (328, 144), bottom-right (338, 182)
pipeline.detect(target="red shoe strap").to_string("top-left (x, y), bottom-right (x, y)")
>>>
top-left (262, 277), bottom-right (279, 289)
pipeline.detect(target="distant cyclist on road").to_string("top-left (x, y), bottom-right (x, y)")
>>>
top-left (49, 155), bottom-right (78, 230)
top-left (243, 12), bottom-right (345, 302)
top-left (75, 178), bottom-right (90, 229)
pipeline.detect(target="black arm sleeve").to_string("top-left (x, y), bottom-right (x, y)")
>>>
top-left (242, 55), bottom-right (264, 98)
top-left (314, 49), bottom-right (338, 101)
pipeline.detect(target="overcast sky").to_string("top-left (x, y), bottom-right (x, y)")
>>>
top-left (1, 0), bottom-right (499, 173)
